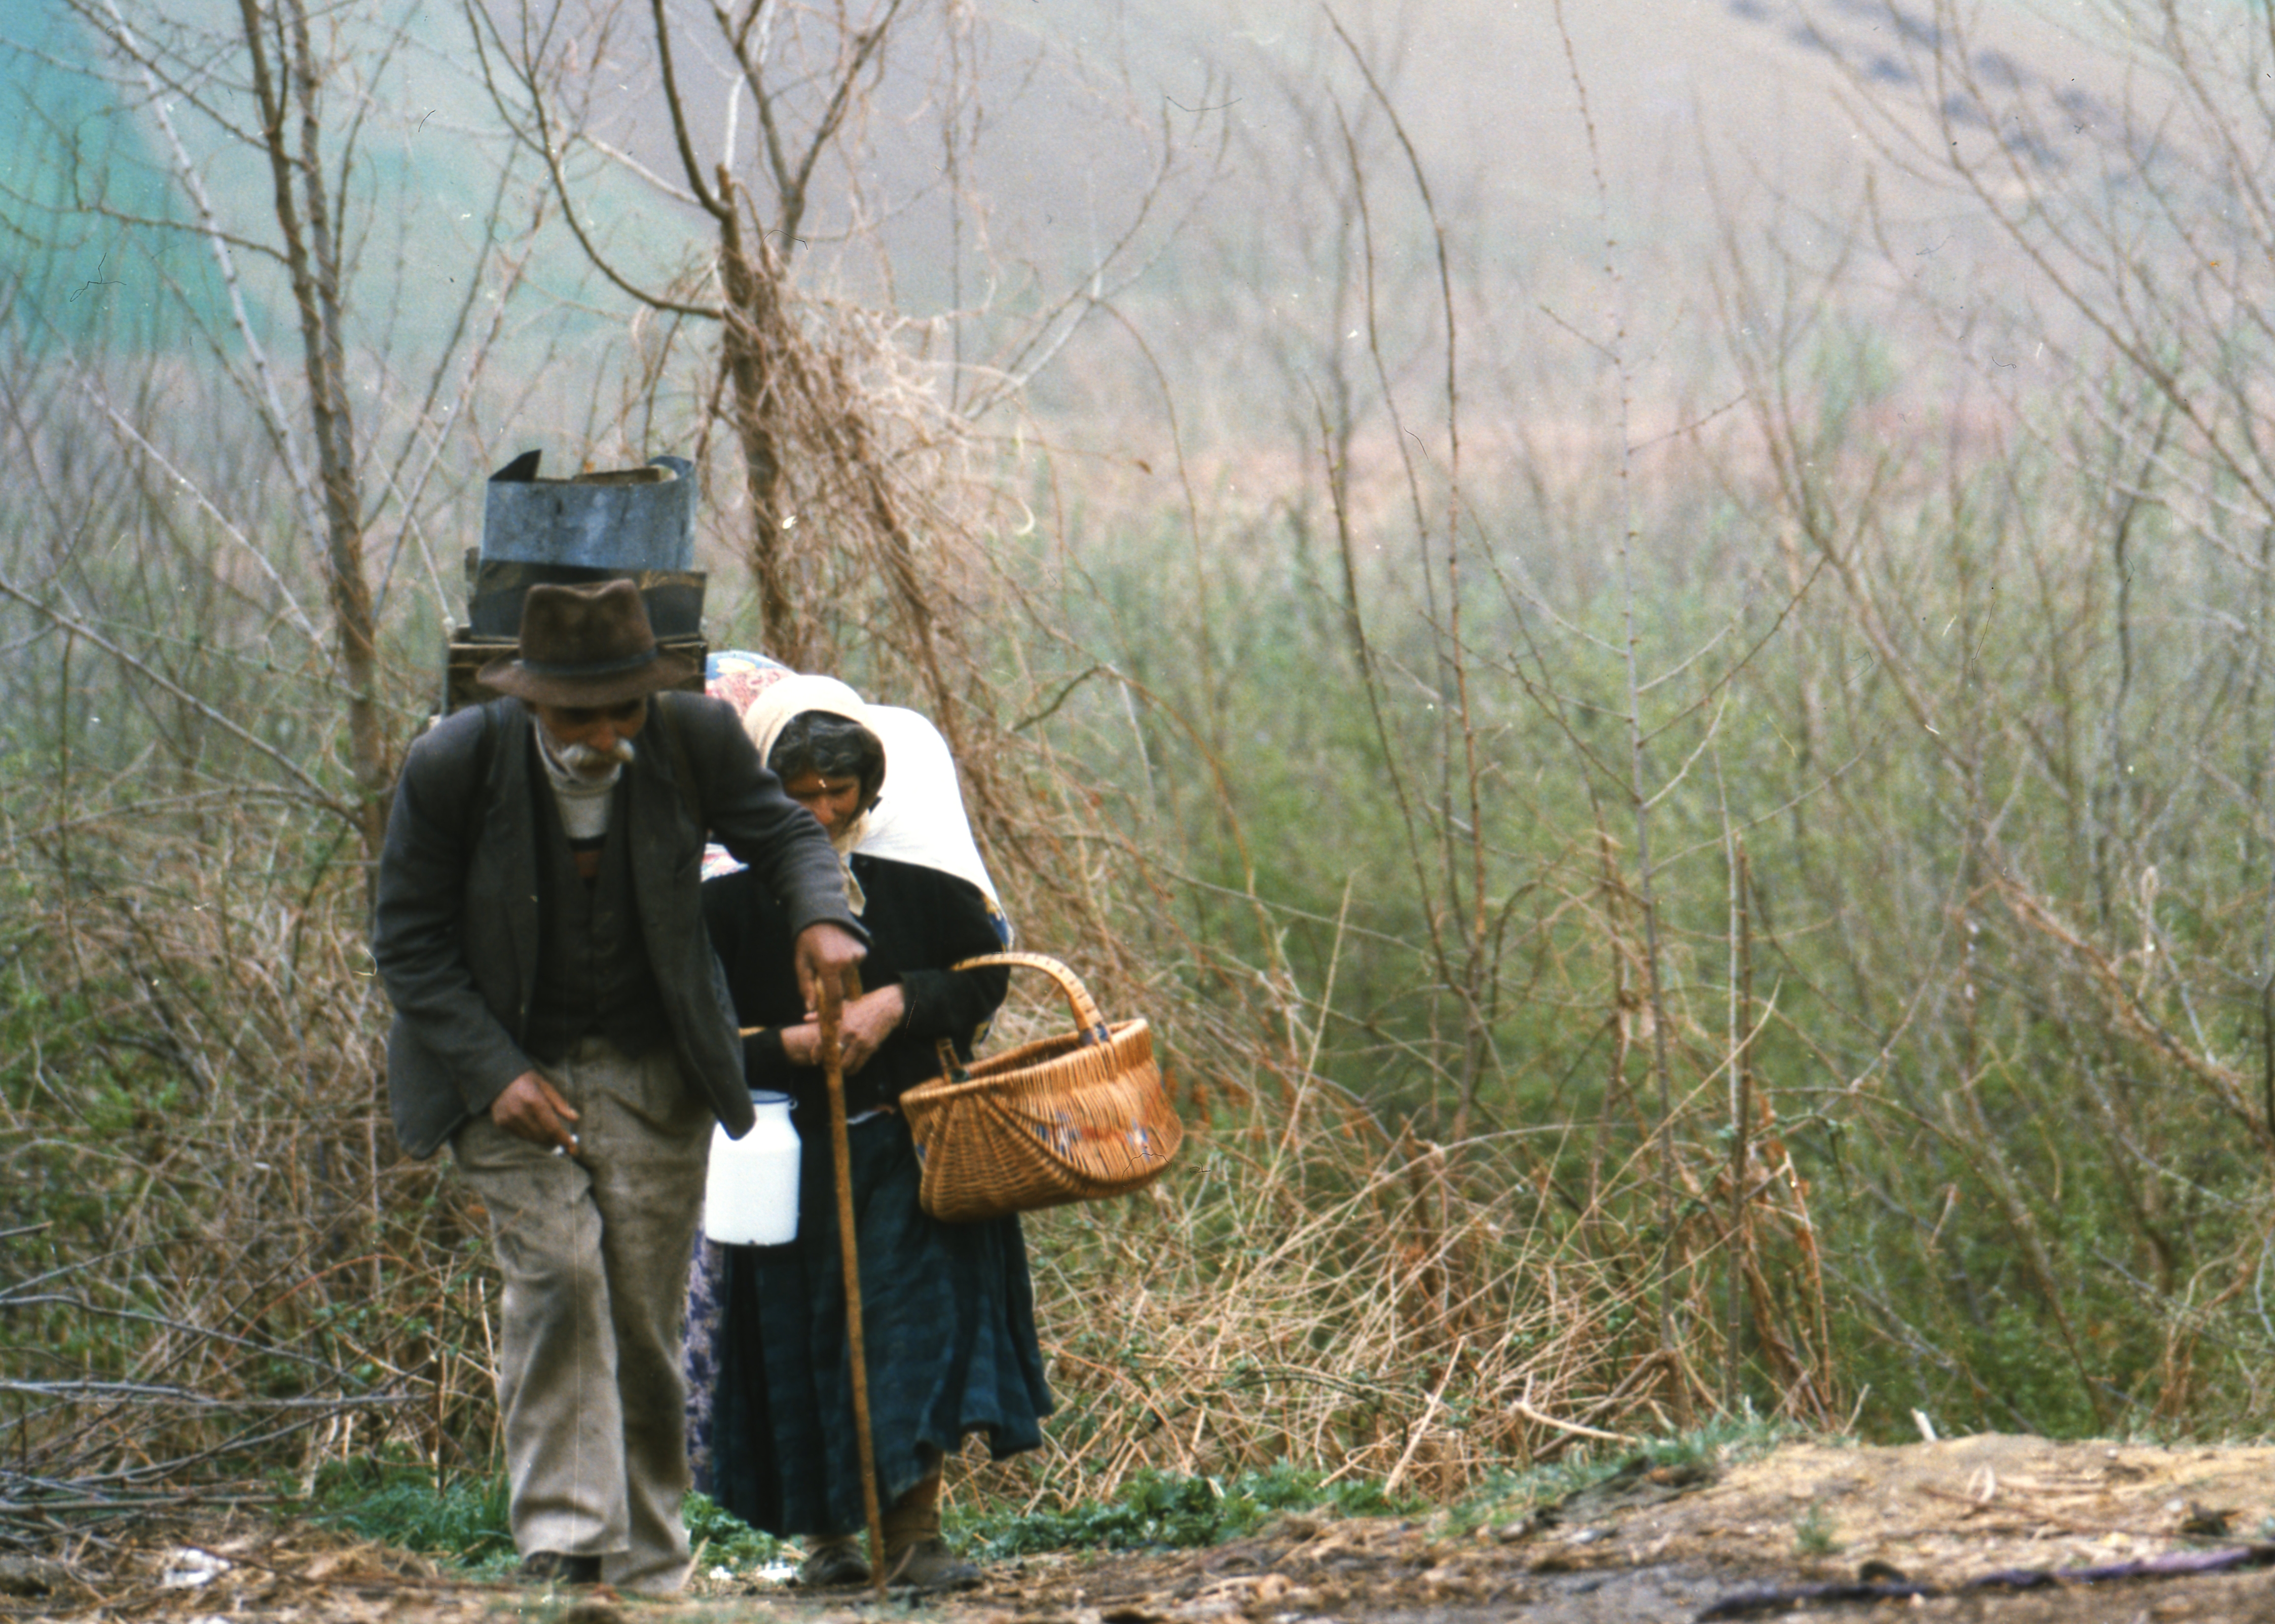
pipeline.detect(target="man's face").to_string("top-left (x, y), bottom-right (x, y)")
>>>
top-left (534, 697), bottom-right (647, 779)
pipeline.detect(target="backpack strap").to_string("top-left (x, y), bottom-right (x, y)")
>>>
top-left (653, 690), bottom-right (704, 828)
top-left (463, 699), bottom-right (500, 850)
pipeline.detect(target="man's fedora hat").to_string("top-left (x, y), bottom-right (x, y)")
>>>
top-left (478, 579), bottom-right (699, 708)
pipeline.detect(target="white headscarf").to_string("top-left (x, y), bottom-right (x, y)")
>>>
top-left (738, 673), bottom-right (879, 860)
top-left (857, 705), bottom-right (1004, 913)
top-left (746, 669), bottom-right (887, 909)
top-left (701, 655), bottom-right (1010, 943)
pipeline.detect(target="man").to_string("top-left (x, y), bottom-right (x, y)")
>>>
top-left (373, 579), bottom-right (865, 1592)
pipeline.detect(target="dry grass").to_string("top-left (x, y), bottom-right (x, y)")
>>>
top-left (0, 785), bottom-right (1822, 1537)
top-left (941, 910), bottom-right (1841, 1516)
top-left (0, 815), bottom-right (497, 1537)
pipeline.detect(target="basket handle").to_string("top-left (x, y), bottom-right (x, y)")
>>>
top-left (951, 952), bottom-right (1113, 1046)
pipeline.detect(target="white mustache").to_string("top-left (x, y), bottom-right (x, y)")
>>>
top-left (560, 737), bottom-right (635, 772)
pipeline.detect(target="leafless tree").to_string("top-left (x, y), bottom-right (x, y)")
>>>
top-left (10, 0), bottom-right (545, 860)
top-left (462, 0), bottom-right (1196, 724)
top-left (1696, 0), bottom-right (2275, 1428)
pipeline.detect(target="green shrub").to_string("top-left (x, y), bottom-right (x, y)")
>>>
top-left (958, 1464), bottom-right (1421, 1556)
top-left (683, 1492), bottom-right (785, 1569)
top-left (306, 1460), bottom-right (512, 1569)
top-left (304, 1464), bottom-right (782, 1575)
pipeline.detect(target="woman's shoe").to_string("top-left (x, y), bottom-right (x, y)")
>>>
top-left (881, 1470), bottom-right (982, 1591)
top-left (796, 1534), bottom-right (873, 1588)
top-left (884, 1537), bottom-right (982, 1592)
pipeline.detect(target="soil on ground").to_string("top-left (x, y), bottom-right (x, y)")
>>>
top-left (11, 1436), bottom-right (2275, 1623)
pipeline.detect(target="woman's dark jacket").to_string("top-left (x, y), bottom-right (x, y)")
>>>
top-left (703, 854), bottom-right (1009, 1119)
top-left (372, 693), bottom-right (865, 1158)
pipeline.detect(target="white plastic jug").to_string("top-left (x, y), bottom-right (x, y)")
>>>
top-left (704, 1090), bottom-right (800, 1245)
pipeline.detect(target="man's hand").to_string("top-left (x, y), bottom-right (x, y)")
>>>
top-left (779, 984), bottom-right (906, 1075)
top-left (794, 921), bottom-right (868, 1037)
top-left (490, 1071), bottom-right (581, 1154)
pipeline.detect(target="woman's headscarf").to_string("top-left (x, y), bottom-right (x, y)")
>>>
top-left (738, 672), bottom-right (882, 859)
top-left (700, 652), bottom-right (1011, 945)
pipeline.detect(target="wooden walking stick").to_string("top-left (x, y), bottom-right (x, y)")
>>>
top-left (820, 972), bottom-right (889, 1598)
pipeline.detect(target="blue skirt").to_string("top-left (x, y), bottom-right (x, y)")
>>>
top-left (685, 1109), bottom-right (1053, 1536)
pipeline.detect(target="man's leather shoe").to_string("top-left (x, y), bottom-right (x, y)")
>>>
top-left (518, 1551), bottom-right (604, 1584)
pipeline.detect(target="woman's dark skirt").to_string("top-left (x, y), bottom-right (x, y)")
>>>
top-left (686, 1108), bottom-right (1053, 1537)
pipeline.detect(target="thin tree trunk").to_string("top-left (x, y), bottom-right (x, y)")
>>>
top-left (714, 176), bottom-right (804, 662)
top-left (241, 0), bottom-right (388, 863)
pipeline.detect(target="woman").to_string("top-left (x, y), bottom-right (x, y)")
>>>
top-left (687, 674), bottom-right (1051, 1590)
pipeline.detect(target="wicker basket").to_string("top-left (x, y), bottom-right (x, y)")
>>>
top-left (899, 953), bottom-right (1182, 1223)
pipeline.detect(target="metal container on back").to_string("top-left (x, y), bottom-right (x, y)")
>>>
top-left (482, 451), bottom-right (697, 571)
top-left (441, 451), bottom-right (710, 714)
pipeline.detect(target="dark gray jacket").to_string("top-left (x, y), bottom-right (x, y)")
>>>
top-left (372, 693), bottom-right (863, 1158)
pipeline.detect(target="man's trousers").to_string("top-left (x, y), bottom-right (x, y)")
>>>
top-left (453, 1038), bottom-right (711, 1593)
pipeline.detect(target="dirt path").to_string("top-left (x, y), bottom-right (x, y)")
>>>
top-left (12, 1436), bottom-right (2275, 1622)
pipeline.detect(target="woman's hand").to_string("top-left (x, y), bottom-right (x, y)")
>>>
top-left (779, 984), bottom-right (907, 1076)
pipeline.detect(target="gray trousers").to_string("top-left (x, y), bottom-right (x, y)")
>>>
top-left (453, 1039), bottom-right (711, 1593)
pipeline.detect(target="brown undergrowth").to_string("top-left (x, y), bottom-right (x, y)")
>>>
top-left (956, 906), bottom-right (1844, 1517)
top-left (0, 780), bottom-right (1837, 1539)
top-left (15, 1436), bottom-right (2275, 1623)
